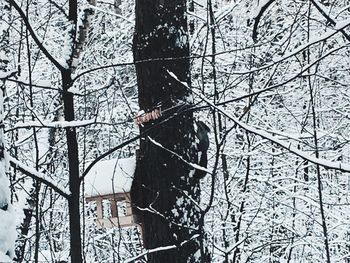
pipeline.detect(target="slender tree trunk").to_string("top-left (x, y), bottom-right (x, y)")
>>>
top-left (63, 0), bottom-right (84, 261)
top-left (62, 70), bottom-right (83, 263)
top-left (131, 1), bottom-right (202, 262)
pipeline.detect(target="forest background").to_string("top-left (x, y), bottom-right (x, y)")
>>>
top-left (1, 0), bottom-right (350, 262)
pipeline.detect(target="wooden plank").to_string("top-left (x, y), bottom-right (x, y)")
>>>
top-left (96, 197), bottom-right (103, 219)
top-left (96, 216), bottom-right (137, 229)
top-left (87, 192), bottom-right (130, 200)
top-left (110, 198), bottom-right (118, 218)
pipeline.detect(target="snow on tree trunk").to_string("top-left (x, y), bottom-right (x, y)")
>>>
top-left (131, 1), bottom-right (205, 262)
top-left (0, 0), bottom-right (16, 261)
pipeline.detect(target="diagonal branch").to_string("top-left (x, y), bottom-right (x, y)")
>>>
top-left (9, 0), bottom-right (65, 71)
top-left (310, 0), bottom-right (350, 42)
top-left (9, 157), bottom-right (70, 199)
top-left (168, 71), bottom-right (350, 173)
top-left (148, 136), bottom-right (211, 174)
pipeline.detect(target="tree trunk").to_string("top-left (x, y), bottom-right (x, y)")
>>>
top-left (131, 1), bottom-right (202, 262)
top-left (62, 70), bottom-right (83, 263)
top-left (63, 0), bottom-right (83, 261)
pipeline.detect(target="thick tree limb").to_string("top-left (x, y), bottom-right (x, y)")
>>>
top-left (252, 0), bottom-right (275, 42)
top-left (124, 234), bottom-right (200, 263)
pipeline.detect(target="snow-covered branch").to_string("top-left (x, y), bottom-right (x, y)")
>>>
top-left (217, 44), bottom-right (349, 106)
top-left (148, 136), bottom-right (211, 174)
top-left (229, 19), bottom-right (350, 75)
top-left (9, 0), bottom-right (66, 71)
top-left (311, 0), bottom-right (350, 42)
top-left (169, 71), bottom-right (350, 173)
top-left (9, 157), bottom-right (70, 199)
top-left (124, 234), bottom-right (200, 263)
top-left (13, 119), bottom-right (96, 129)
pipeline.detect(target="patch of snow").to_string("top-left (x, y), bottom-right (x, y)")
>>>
top-left (36, 79), bottom-right (51, 87)
top-left (0, 205), bottom-right (16, 260)
top-left (67, 86), bottom-right (83, 95)
top-left (0, 252), bottom-right (12, 263)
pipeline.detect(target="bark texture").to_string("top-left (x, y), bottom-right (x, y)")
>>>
top-left (131, 1), bottom-right (202, 262)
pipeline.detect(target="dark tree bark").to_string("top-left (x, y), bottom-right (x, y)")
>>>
top-left (62, 70), bottom-right (83, 263)
top-left (131, 0), bottom-right (203, 262)
top-left (63, 0), bottom-right (83, 261)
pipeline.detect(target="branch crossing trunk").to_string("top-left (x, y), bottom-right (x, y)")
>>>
top-left (131, 1), bottom-right (206, 262)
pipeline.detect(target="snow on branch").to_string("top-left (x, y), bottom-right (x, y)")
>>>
top-left (230, 18), bottom-right (350, 75)
top-left (9, 157), bottom-right (70, 199)
top-left (216, 44), bottom-right (348, 105)
top-left (13, 119), bottom-right (95, 129)
top-left (148, 136), bottom-right (211, 175)
top-left (9, 0), bottom-right (66, 71)
top-left (73, 18), bottom-right (350, 83)
top-left (72, 1), bottom-right (97, 71)
top-left (168, 71), bottom-right (350, 173)
top-left (87, 5), bottom-right (133, 23)
top-left (310, 0), bottom-right (350, 42)
top-left (124, 234), bottom-right (200, 263)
